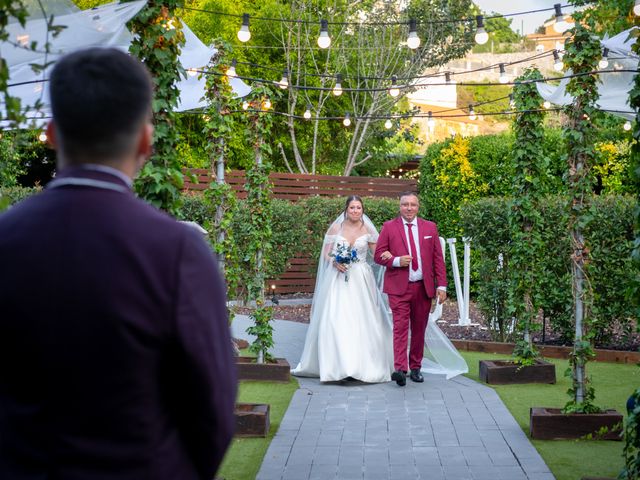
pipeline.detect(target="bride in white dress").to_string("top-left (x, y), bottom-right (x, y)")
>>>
top-left (292, 195), bottom-right (468, 383)
top-left (292, 196), bottom-right (393, 382)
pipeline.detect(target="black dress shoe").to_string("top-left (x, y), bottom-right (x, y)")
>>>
top-left (409, 369), bottom-right (424, 383)
top-left (391, 370), bottom-right (406, 386)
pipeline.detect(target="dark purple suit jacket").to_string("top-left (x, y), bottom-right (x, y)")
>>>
top-left (0, 166), bottom-right (236, 480)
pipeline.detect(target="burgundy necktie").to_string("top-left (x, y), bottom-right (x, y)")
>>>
top-left (406, 223), bottom-right (419, 271)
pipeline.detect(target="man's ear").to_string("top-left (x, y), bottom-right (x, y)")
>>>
top-left (135, 122), bottom-right (154, 169)
top-left (45, 121), bottom-right (57, 149)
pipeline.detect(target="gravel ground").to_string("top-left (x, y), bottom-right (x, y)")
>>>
top-left (234, 299), bottom-right (639, 352)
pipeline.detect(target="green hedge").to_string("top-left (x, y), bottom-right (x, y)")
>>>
top-left (461, 195), bottom-right (634, 345)
top-left (180, 194), bottom-right (399, 297)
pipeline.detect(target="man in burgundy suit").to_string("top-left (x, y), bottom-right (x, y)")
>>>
top-left (0, 49), bottom-right (236, 479)
top-left (375, 192), bottom-right (447, 386)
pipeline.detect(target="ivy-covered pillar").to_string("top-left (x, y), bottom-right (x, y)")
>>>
top-left (129, 1), bottom-right (185, 215)
top-left (509, 68), bottom-right (546, 364)
top-left (562, 22), bottom-right (601, 413)
top-left (244, 86), bottom-right (277, 364)
top-left (201, 44), bottom-right (241, 320)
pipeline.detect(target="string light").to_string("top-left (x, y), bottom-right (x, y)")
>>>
top-left (317, 19), bottom-right (331, 49)
top-left (388, 75), bottom-right (400, 98)
top-left (553, 50), bottom-right (563, 71)
top-left (635, 0), bottom-right (640, 16)
top-left (226, 59), bottom-right (237, 78)
top-left (475, 16), bottom-right (489, 45)
top-left (303, 104), bottom-right (312, 119)
top-left (384, 119), bottom-right (392, 129)
top-left (277, 69), bottom-right (289, 89)
top-left (427, 111), bottom-right (435, 128)
top-left (445, 72), bottom-right (452, 84)
top-left (263, 98), bottom-right (271, 109)
top-left (238, 13), bottom-right (251, 42)
top-left (499, 64), bottom-right (508, 84)
top-left (543, 100), bottom-right (551, 109)
top-left (343, 112), bottom-right (351, 127)
top-left (598, 48), bottom-right (609, 69)
top-left (333, 73), bottom-right (343, 96)
top-left (242, 100), bottom-right (249, 110)
top-left (38, 131), bottom-right (47, 142)
top-left (468, 105), bottom-right (476, 121)
top-left (553, 4), bottom-right (568, 33)
top-left (509, 94), bottom-right (515, 109)
top-left (624, 120), bottom-right (632, 131)
top-left (406, 19), bottom-right (420, 49)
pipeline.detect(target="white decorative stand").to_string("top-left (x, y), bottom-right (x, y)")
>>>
top-left (447, 237), bottom-right (477, 326)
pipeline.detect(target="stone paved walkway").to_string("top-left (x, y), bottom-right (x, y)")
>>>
top-left (232, 315), bottom-right (555, 480)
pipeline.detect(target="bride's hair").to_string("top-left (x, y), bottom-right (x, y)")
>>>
top-left (343, 195), bottom-right (365, 224)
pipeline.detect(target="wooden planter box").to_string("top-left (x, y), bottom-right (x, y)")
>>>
top-left (235, 402), bottom-right (270, 437)
top-left (479, 359), bottom-right (556, 384)
top-left (236, 356), bottom-right (290, 382)
top-left (530, 407), bottom-right (623, 440)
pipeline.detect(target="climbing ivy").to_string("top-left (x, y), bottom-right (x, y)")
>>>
top-left (129, 1), bottom-right (185, 215)
top-left (242, 84), bottom-right (280, 363)
top-left (509, 67), bottom-right (546, 366)
top-left (201, 42), bottom-right (242, 321)
top-left (561, 21), bottom-right (602, 415)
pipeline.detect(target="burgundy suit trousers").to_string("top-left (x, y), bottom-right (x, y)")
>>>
top-left (388, 281), bottom-right (432, 372)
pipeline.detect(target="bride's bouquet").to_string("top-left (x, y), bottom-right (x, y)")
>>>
top-left (331, 242), bottom-right (359, 282)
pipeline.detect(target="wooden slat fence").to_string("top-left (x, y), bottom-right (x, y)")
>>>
top-left (184, 168), bottom-right (417, 200)
top-left (183, 168), bottom-right (417, 294)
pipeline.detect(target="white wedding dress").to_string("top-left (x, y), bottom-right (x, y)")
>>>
top-left (292, 232), bottom-right (394, 383)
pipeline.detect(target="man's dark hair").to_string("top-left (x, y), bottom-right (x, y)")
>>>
top-left (49, 48), bottom-right (153, 162)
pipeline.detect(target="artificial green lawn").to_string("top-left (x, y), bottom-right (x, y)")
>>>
top-left (460, 350), bottom-right (639, 480)
top-left (217, 378), bottom-right (298, 480)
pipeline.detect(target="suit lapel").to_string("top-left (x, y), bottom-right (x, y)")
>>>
top-left (395, 217), bottom-right (409, 253)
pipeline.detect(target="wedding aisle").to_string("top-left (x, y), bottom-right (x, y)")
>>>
top-left (232, 314), bottom-right (554, 480)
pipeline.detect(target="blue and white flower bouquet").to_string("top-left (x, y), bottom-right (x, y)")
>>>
top-left (330, 242), bottom-right (359, 282)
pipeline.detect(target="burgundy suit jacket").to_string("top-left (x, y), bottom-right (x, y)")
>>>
top-left (374, 216), bottom-right (447, 297)
top-left (0, 166), bottom-right (236, 480)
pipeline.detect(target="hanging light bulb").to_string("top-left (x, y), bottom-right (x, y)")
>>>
top-left (543, 100), bottom-right (551, 109)
top-left (553, 4), bottom-right (568, 33)
top-left (388, 75), bottom-right (400, 98)
top-left (303, 104), bottom-right (312, 120)
top-left (624, 120), bottom-right (632, 131)
top-left (384, 119), bottom-right (392, 129)
top-left (406, 19), bottom-right (420, 49)
top-left (317, 19), bottom-right (331, 49)
top-left (187, 68), bottom-right (198, 77)
top-left (226, 59), bottom-right (237, 78)
top-left (38, 131), bottom-right (47, 142)
top-left (343, 112), bottom-right (351, 127)
top-left (553, 50), bottom-right (563, 71)
top-left (263, 98), bottom-right (271, 109)
top-left (333, 74), bottom-right (343, 96)
top-left (475, 16), bottom-right (489, 45)
top-left (237, 13), bottom-right (251, 42)
top-left (445, 72), bottom-right (452, 84)
top-left (242, 100), bottom-right (250, 110)
top-left (635, 0), bottom-right (640, 16)
top-left (498, 64), bottom-right (508, 84)
top-left (509, 94), bottom-right (515, 109)
top-left (468, 105), bottom-right (476, 121)
top-left (598, 48), bottom-right (609, 69)
top-left (427, 111), bottom-right (435, 128)
top-left (278, 69), bottom-right (289, 89)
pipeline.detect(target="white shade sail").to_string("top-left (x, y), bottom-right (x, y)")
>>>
top-left (2, 0), bottom-right (250, 128)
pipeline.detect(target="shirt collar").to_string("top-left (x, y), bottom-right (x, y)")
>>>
top-left (76, 164), bottom-right (133, 187)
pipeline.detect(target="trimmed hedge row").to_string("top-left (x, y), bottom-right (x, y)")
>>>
top-left (461, 195), bottom-right (635, 345)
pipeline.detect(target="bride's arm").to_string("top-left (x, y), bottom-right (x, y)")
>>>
top-left (368, 242), bottom-right (391, 260)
